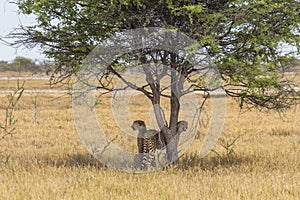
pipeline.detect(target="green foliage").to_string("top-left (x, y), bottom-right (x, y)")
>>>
top-left (10, 0), bottom-right (300, 109)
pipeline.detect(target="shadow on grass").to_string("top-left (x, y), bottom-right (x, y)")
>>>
top-left (34, 152), bottom-right (254, 172)
top-left (54, 152), bottom-right (254, 172)
top-left (39, 153), bottom-right (106, 169)
top-left (178, 153), bottom-right (255, 171)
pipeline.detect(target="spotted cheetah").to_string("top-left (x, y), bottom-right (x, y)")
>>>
top-left (131, 120), bottom-right (188, 169)
top-left (131, 120), bottom-right (158, 170)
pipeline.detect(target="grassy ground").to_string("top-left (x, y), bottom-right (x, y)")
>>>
top-left (0, 76), bottom-right (299, 199)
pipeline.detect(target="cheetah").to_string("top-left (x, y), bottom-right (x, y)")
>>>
top-left (131, 120), bottom-right (188, 170)
top-left (131, 120), bottom-right (158, 170)
top-left (156, 120), bottom-right (188, 150)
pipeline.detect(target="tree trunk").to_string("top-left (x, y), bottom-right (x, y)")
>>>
top-left (143, 51), bottom-right (182, 166)
top-left (166, 74), bottom-right (180, 165)
top-left (165, 53), bottom-right (181, 165)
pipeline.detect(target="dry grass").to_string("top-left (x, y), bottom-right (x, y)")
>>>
top-left (0, 77), bottom-right (299, 199)
top-left (0, 79), bottom-right (52, 90)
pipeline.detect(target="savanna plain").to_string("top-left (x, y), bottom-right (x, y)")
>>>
top-left (0, 72), bottom-right (299, 200)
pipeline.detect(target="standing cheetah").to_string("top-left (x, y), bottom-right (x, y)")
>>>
top-left (131, 120), bottom-right (188, 170)
top-left (131, 120), bottom-right (158, 170)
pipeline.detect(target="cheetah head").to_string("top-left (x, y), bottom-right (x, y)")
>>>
top-left (177, 120), bottom-right (188, 133)
top-left (131, 120), bottom-right (146, 131)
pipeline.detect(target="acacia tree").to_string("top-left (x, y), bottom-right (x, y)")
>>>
top-left (8, 0), bottom-right (300, 164)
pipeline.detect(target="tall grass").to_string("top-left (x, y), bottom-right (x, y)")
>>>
top-left (0, 79), bottom-right (299, 199)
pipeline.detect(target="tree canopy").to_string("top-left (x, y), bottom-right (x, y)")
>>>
top-left (10, 0), bottom-right (300, 108)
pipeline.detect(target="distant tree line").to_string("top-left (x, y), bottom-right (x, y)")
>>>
top-left (0, 56), bottom-right (53, 74)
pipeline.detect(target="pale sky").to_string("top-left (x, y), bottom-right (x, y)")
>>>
top-left (0, 0), bottom-right (46, 62)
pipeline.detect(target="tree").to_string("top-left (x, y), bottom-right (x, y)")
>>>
top-left (12, 56), bottom-right (36, 71)
top-left (0, 57), bottom-right (53, 72)
top-left (0, 61), bottom-right (9, 72)
top-left (8, 0), bottom-right (300, 165)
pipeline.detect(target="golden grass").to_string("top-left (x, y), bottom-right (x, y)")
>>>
top-left (0, 79), bottom-right (299, 199)
top-left (0, 79), bottom-right (72, 90)
top-left (0, 79), bottom-right (51, 90)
